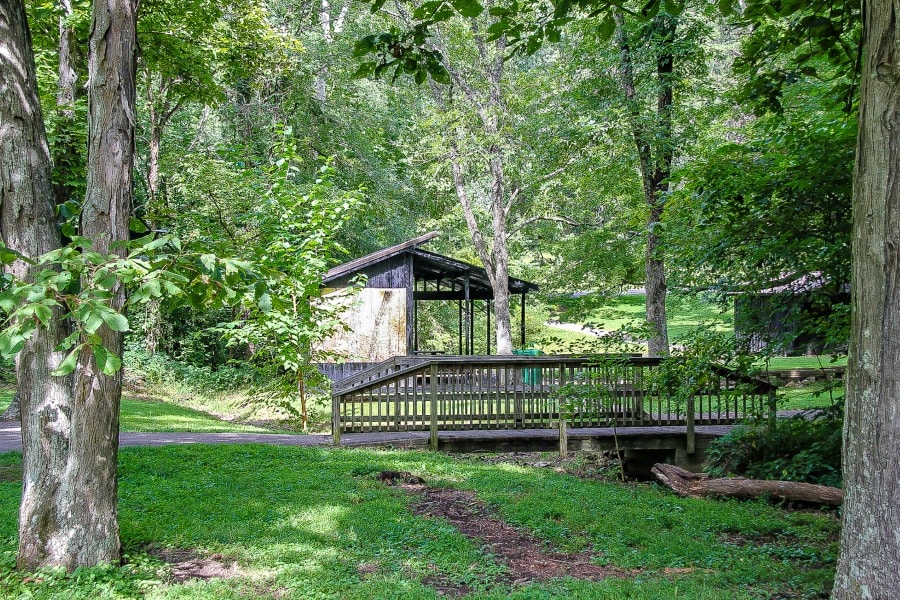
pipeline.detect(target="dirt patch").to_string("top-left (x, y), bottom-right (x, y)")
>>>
top-left (147, 547), bottom-right (242, 583)
top-left (384, 474), bottom-right (633, 596)
top-left (0, 464), bottom-right (22, 483)
top-left (468, 451), bottom-right (624, 482)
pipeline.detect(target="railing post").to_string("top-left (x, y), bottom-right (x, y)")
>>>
top-left (558, 413), bottom-right (568, 458)
top-left (332, 394), bottom-right (341, 446)
top-left (429, 363), bottom-right (438, 450)
top-left (767, 387), bottom-right (777, 428)
top-left (686, 396), bottom-right (695, 454)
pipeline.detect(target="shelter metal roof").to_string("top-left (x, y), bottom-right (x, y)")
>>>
top-left (323, 232), bottom-right (539, 297)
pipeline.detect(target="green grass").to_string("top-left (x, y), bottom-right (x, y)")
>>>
top-left (776, 381), bottom-right (845, 411)
top-left (0, 388), bottom-right (12, 413)
top-left (757, 356), bottom-right (847, 370)
top-left (1, 387), bottom-right (271, 434)
top-left (579, 294), bottom-right (731, 339)
top-left (0, 445), bottom-right (839, 599)
top-left (539, 294), bottom-right (732, 353)
top-left (119, 398), bottom-right (271, 434)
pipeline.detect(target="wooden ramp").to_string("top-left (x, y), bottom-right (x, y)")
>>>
top-left (331, 355), bottom-right (776, 453)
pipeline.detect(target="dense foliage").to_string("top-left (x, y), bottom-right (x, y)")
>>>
top-left (707, 404), bottom-right (844, 488)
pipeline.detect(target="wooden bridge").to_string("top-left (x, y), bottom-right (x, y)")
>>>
top-left (330, 355), bottom-right (776, 457)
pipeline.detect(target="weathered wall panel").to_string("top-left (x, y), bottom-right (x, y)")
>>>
top-left (319, 288), bottom-right (407, 362)
top-left (327, 255), bottom-right (410, 289)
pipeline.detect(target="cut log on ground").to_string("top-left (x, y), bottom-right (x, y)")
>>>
top-left (651, 463), bottom-right (843, 507)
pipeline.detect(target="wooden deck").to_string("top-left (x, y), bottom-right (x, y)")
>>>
top-left (331, 355), bottom-right (777, 453)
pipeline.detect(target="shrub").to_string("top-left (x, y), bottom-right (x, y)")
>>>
top-left (706, 403), bottom-right (843, 488)
top-left (124, 346), bottom-right (261, 394)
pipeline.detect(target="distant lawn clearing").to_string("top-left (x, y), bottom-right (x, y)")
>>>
top-left (119, 397), bottom-right (272, 434)
top-left (539, 293), bottom-right (732, 353)
top-left (0, 387), bottom-right (271, 434)
top-left (0, 445), bottom-right (838, 599)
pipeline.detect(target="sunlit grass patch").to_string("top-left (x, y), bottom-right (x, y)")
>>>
top-left (0, 445), bottom-right (839, 598)
top-left (119, 397), bottom-right (271, 434)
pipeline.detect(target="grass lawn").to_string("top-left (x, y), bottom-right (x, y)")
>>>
top-left (756, 356), bottom-right (847, 370)
top-left (776, 382), bottom-right (845, 411)
top-left (118, 397), bottom-right (272, 434)
top-left (0, 386), bottom-right (270, 434)
top-left (539, 293), bottom-right (732, 353)
top-left (0, 445), bottom-right (838, 599)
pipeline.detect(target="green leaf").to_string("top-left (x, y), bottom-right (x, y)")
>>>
top-left (663, 0), bottom-right (684, 16)
top-left (52, 346), bottom-right (80, 376)
top-left (0, 246), bottom-right (28, 266)
top-left (200, 254), bottom-right (217, 272)
top-left (91, 344), bottom-right (122, 376)
top-left (597, 14), bottom-right (616, 42)
top-left (717, 0), bottom-right (735, 17)
top-left (129, 217), bottom-right (149, 233)
top-left (258, 292), bottom-right (273, 313)
top-left (449, 0), bottom-right (483, 18)
top-left (553, 0), bottom-right (571, 19)
top-left (101, 311), bottom-right (129, 332)
top-left (33, 303), bottom-right (53, 325)
top-left (0, 293), bottom-right (16, 313)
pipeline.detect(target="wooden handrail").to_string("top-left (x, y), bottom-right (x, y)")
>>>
top-left (332, 354), bottom-right (775, 440)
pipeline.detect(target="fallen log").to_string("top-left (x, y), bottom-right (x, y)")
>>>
top-left (651, 463), bottom-right (843, 507)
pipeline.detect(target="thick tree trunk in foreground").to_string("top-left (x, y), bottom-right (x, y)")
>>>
top-left (651, 464), bottom-right (843, 507)
top-left (5, 0), bottom-right (138, 570)
top-left (68, 0), bottom-right (138, 567)
top-left (0, 0), bottom-right (76, 571)
top-left (832, 0), bottom-right (900, 596)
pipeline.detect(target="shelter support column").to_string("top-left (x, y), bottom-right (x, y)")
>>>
top-left (464, 274), bottom-right (471, 355)
top-left (520, 291), bottom-right (527, 348)
top-left (486, 300), bottom-right (491, 354)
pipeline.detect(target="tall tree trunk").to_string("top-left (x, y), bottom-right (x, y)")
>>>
top-left (52, 0), bottom-right (83, 208)
top-left (313, 0), bottom-right (349, 105)
top-left (832, 0), bottom-right (900, 596)
top-left (143, 82), bottom-right (164, 354)
top-left (439, 24), bottom-right (515, 354)
top-left (2, 0), bottom-right (82, 424)
top-left (68, 0), bottom-right (138, 567)
top-left (11, 0), bottom-right (138, 570)
top-left (615, 11), bottom-right (675, 356)
top-left (0, 0), bottom-right (75, 571)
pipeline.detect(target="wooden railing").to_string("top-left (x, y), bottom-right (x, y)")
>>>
top-left (331, 355), bottom-right (777, 449)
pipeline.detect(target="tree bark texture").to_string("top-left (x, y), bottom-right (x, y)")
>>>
top-left (52, 0), bottom-right (84, 208)
top-left (435, 22), bottom-right (515, 354)
top-left (67, 0), bottom-right (138, 568)
top-left (833, 0), bottom-right (900, 596)
top-left (11, 0), bottom-right (138, 570)
top-left (651, 464), bottom-right (844, 507)
top-left (615, 12), bottom-right (674, 356)
top-left (0, 0), bottom-right (78, 571)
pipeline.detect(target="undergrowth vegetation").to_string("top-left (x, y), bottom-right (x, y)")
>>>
top-left (0, 445), bottom-right (838, 599)
top-left (706, 404), bottom-right (844, 488)
top-left (123, 347), bottom-right (332, 432)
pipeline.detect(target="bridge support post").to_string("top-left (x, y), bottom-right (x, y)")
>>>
top-left (767, 388), bottom-right (777, 428)
top-left (429, 363), bottom-right (438, 450)
top-left (558, 415), bottom-right (568, 458)
top-left (332, 395), bottom-right (341, 446)
top-left (686, 396), bottom-right (696, 454)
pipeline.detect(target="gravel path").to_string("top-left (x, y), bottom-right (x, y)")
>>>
top-left (0, 422), bottom-right (432, 454)
top-left (0, 412), bottom-right (812, 454)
